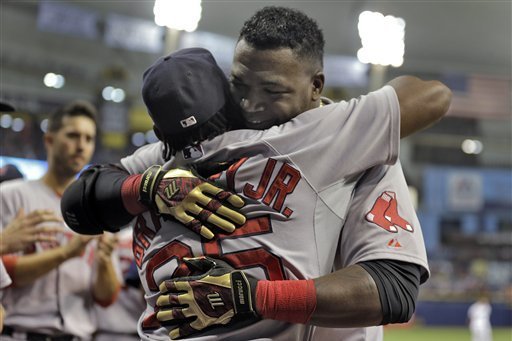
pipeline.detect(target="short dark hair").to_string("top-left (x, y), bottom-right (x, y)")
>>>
top-left (238, 6), bottom-right (325, 67)
top-left (47, 100), bottom-right (97, 133)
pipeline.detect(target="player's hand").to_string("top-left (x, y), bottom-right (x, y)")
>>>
top-left (0, 208), bottom-right (63, 255)
top-left (63, 235), bottom-right (95, 259)
top-left (156, 256), bottom-right (259, 340)
top-left (95, 233), bottom-right (118, 264)
top-left (139, 166), bottom-right (246, 239)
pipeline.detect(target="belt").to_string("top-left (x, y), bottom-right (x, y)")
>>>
top-left (2, 326), bottom-right (77, 341)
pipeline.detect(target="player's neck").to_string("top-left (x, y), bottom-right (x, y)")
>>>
top-left (42, 171), bottom-right (75, 197)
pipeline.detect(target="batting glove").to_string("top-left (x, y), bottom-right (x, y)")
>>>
top-left (139, 166), bottom-right (246, 239)
top-left (156, 256), bottom-right (259, 339)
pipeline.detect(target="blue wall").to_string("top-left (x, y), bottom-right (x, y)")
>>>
top-left (416, 301), bottom-right (512, 326)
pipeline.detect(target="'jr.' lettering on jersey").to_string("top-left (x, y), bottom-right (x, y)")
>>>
top-left (226, 157), bottom-right (301, 218)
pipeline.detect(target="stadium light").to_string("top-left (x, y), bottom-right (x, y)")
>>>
top-left (357, 11), bottom-right (405, 67)
top-left (43, 72), bottom-right (65, 88)
top-left (153, 0), bottom-right (202, 32)
top-left (462, 139), bottom-right (483, 155)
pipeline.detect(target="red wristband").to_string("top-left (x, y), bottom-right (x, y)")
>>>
top-left (256, 279), bottom-right (317, 324)
top-left (121, 174), bottom-right (147, 215)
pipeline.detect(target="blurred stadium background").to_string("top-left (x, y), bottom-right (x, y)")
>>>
top-left (1, 1), bottom-right (511, 338)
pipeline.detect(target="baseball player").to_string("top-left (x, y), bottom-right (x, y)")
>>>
top-left (62, 43), bottom-right (451, 340)
top-left (0, 101), bottom-right (121, 340)
top-left (467, 293), bottom-right (493, 341)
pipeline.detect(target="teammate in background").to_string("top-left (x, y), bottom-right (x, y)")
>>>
top-left (0, 101), bottom-right (61, 332)
top-left (62, 40), bottom-right (450, 341)
top-left (467, 292), bottom-right (493, 341)
top-left (0, 100), bottom-right (120, 340)
top-left (93, 228), bottom-right (146, 341)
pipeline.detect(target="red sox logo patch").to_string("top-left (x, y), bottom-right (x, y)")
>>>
top-left (366, 191), bottom-right (413, 233)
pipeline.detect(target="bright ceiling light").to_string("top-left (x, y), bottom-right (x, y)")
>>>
top-left (111, 88), bottom-right (126, 103)
top-left (357, 11), bottom-right (405, 67)
top-left (102, 86), bottom-right (125, 103)
top-left (102, 86), bottom-right (114, 101)
top-left (44, 73), bottom-right (66, 88)
top-left (154, 0), bottom-right (202, 32)
top-left (12, 117), bottom-right (25, 132)
top-left (0, 114), bottom-right (13, 128)
top-left (461, 139), bottom-right (483, 154)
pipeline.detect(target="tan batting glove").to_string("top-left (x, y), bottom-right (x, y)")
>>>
top-left (139, 166), bottom-right (246, 239)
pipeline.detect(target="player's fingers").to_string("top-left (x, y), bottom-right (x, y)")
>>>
top-left (205, 213), bottom-right (235, 233)
top-left (156, 293), bottom-right (182, 307)
top-left (99, 235), bottom-right (117, 250)
top-left (95, 251), bottom-right (110, 264)
top-left (187, 189), bottom-right (216, 206)
top-left (32, 234), bottom-right (58, 244)
top-left (98, 243), bottom-right (115, 256)
top-left (38, 225), bottom-right (64, 234)
top-left (187, 203), bottom-right (238, 231)
top-left (191, 203), bottom-right (236, 233)
top-left (211, 204), bottom-right (246, 226)
top-left (157, 306), bottom-right (189, 323)
top-left (176, 213), bottom-right (214, 240)
top-left (25, 212), bottom-right (62, 226)
top-left (199, 183), bottom-right (245, 208)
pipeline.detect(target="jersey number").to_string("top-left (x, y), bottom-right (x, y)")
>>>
top-left (145, 216), bottom-right (286, 292)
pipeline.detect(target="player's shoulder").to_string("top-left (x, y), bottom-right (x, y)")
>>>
top-left (0, 178), bottom-right (33, 194)
top-left (121, 142), bottom-right (166, 174)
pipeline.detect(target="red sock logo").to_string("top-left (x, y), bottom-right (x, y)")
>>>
top-left (366, 191), bottom-right (413, 233)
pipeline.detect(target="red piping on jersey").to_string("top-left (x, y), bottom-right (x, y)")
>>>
top-left (1, 255), bottom-right (18, 286)
top-left (121, 174), bottom-right (147, 215)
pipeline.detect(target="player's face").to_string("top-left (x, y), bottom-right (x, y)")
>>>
top-left (45, 115), bottom-right (96, 177)
top-left (230, 39), bottom-right (323, 130)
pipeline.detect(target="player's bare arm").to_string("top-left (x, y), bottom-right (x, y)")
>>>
top-left (156, 257), bottom-right (419, 339)
top-left (2, 235), bottom-right (95, 287)
top-left (157, 257), bottom-right (420, 339)
top-left (92, 233), bottom-right (121, 306)
top-left (388, 75), bottom-right (452, 138)
top-left (61, 164), bottom-right (246, 239)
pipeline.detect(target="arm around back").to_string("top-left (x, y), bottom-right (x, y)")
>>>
top-left (387, 76), bottom-right (452, 138)
top-left (61, 165), bottom-right (136, 235)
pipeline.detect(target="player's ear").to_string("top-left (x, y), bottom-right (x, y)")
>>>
top-left (311, 71), bottom-right (324, 101)
top-left (43, 132), bottom-right (54, 150)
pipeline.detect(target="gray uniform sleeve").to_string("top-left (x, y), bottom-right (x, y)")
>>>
top-left (120, 142), bottom-right (166, 175)
top-left (336, 161), bottom-right (430, 283)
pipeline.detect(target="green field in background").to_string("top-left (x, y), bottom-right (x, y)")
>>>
top-left (384, 326), bottom-right (511, 341)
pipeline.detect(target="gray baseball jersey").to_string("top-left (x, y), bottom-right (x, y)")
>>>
top-left (121, 86), bottom-right (429, 340)
top-left (0, 179), bottom-right (101, 339)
